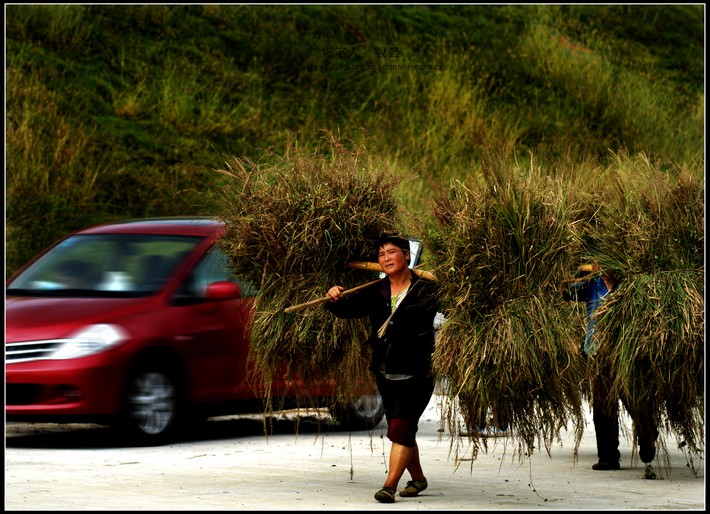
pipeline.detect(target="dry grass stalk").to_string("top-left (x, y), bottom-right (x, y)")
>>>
top-left (427, 150), bottom-right (589, 461)
top-left (585, 154), bottom-right (704, 460)
top-left (213, 131), bottom-right (409, 411)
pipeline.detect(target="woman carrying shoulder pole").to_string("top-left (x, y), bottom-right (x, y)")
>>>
top-left (324, 233), bottom-right (440, 503)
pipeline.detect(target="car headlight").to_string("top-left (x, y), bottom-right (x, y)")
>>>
top-left (51, 324), bottom-right (129, 360)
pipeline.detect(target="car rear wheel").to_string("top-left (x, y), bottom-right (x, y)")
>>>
top-left (331, 393), bottom-right (385, 431)
top-left (119, 362), bottom-right (184, 443)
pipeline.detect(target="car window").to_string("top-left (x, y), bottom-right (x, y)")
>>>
top-left (173, 246), bottom-right (258, 302)
top-left (7, 234), bottom-right (201, 297)
top-left (408, 238), bottom-right (423, 267)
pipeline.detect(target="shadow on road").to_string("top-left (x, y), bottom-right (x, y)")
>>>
top-left (5, 410), bottom-right (364, 450)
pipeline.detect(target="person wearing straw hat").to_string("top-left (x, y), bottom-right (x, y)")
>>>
top-left (565, 264), bottom-right (658, 476)
top-left (324, 233), bottom-right (440, 503)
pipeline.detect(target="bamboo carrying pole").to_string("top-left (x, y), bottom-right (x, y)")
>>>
top-left (346, 261), bottom-right (437, 281)
top-left (283, 262), bottom-right (437, 313)
top-left (283, 277), bottom-right (382, 313)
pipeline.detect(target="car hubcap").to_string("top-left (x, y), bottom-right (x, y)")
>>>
top-left (350, 394), bottom-right (383, 419)
top-left (129, 371), bottom-right (177, 435)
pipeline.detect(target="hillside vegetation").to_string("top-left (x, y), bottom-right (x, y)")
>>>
top-left (5, 4), bottom-right (705, 275)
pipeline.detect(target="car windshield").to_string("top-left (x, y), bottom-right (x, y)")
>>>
top-left (7, 234), bottom-right (202, 297)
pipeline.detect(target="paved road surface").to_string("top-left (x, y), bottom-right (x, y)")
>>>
top-left (5, 395), bottom-right (705, 510)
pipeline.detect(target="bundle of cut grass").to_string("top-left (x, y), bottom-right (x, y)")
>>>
top-left (582, 153), bottom-right (704, 460)
top-left (427, 150), bottom-right (591, 461)
top-left (213, 131), bottom-right (408, 412)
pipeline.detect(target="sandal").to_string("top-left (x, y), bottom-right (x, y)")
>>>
top-left (399, 478), bottom-right (428, 497)
top-left (374, 486), bottom-right (396, 503)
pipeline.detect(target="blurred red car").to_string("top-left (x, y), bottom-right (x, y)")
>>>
top-left (5, 217), bottom-right (384, 443)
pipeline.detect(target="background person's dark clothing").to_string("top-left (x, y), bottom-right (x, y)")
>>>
top-left (624, 393), bottom-right (659, 464)
top-left (592, 360), bottom-right (621, 464)
top-left (566, 275), bottom-right (658, 466)
top-left (593, 367), bottom-right (659, 464)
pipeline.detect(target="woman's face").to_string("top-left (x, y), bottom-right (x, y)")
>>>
top-left (377, 242), bottom-right (409, 276)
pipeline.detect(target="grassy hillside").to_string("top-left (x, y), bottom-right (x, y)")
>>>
top-left (4, 4), bottom-right (705, 275)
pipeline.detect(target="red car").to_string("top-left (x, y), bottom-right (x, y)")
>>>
top-left (5, 217), bottom-right (384, 443)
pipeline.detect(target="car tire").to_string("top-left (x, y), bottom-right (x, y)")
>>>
top-left (331, 393), bottom-right (385, 431)
top-left (119, 360), bottom-right (185, 444)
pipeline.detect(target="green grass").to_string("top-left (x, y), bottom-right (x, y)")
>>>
top-left (5, 4), bottom-right (704, 275)
top-left (425, 148), bottom-right (703, 461)
top-left (212, 132), bottom-right (404, 407)
top-left (5, 4), bottom-right (703, 462)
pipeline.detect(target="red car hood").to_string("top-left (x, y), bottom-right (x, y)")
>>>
top-left (5, 295), bottom-right (153, 343)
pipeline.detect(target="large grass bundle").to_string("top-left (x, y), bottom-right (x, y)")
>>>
top-left (583, 153), bottom-right (704, 459)
top-left (214, 131), bottom-right (408, 409)
top-left (427, 151), bottom-right (591, 460)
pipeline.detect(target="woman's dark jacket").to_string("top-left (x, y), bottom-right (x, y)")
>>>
top-left (324, 274), bottom-right (440, 377)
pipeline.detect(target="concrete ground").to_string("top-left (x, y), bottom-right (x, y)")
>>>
top-left (4, 394), bottom-right (705, 511)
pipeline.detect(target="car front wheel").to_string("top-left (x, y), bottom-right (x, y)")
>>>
top-left (119, 362), bottom-right (183, 444)
top-left (331, 393), bottom-right (385, 431)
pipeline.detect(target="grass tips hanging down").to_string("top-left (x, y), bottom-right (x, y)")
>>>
top-left (213, 131), bottom-right (408, 416)
top-left (427, 151), bottom-right (589, 462)
top-left (587, 154), bottom-right (704, 462)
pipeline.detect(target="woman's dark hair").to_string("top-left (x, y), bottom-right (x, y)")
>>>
top-left (375, 233), bottom-right (411, 263)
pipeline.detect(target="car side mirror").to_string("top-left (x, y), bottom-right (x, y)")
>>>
top-left (407, 237), bottom-right (423, 268)
top-left (204, 281), bottom-right (241, 300)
